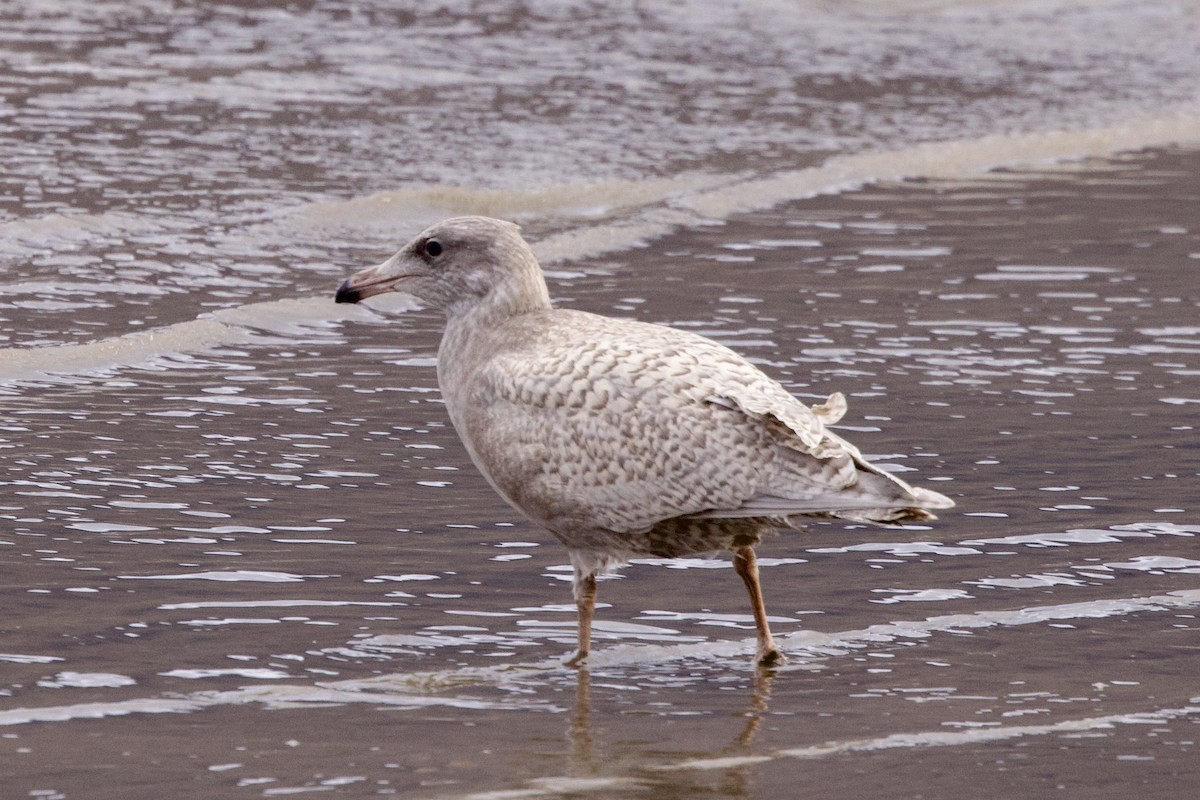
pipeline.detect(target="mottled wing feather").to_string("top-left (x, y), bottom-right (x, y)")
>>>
top-left (473, 322), bottom-right (764, 533)
top-left (701, 382), bottom-right (940, 519)
top-left (460, 310), bottom-right (945, 535)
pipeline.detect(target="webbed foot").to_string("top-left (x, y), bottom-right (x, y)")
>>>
top-left (755, 645), bottom-right (786, 668)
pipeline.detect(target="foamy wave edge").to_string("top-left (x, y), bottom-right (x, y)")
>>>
top-left (5, 106), bottom-right (1198, 382)
top-left (538, 105), bottom-right (1200, 262)
top-left (0, 296), bottom-right (411, 386)
top-left (265, 104), bottom-right (1200, 266)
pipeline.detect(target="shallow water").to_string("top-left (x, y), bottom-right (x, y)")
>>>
top-left (2, 1), bottom-right (1199, 798)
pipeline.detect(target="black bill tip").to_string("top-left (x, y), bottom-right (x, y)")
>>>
top-left (335, 278), bottom-right (362, 304)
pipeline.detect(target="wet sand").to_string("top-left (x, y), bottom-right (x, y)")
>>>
top-left (2, 147), bottom-right (1198, 798)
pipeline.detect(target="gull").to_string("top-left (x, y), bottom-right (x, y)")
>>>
top-left (335, 216), bottom-right (954, 666)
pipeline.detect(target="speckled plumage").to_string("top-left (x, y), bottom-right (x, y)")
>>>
top-left (336, 216), bottom-right (954, 666)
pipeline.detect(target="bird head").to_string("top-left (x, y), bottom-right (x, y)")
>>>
top-left (335, 216), bottom-right (551, 319)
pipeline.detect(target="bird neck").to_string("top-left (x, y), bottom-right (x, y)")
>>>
top-left (438, 265), bottom-right (552, 379)
top-left (444, 266), bottom-right (552, 327)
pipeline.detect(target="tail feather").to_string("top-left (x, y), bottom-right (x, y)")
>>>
top-left (703, 384), bottom-right (955, 527)
top-left (689, 457), bottom-right (955, 527)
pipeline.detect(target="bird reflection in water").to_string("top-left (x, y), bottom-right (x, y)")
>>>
top-left (563, 666), bottom-right (778, 797)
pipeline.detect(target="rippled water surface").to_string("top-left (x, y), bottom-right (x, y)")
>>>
top-left (2, 2), bottom-right (1199, 798)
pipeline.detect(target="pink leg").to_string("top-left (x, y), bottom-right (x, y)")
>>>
top-left (564, 572), bottom-right (596, 667)
top-left (733, 546), bottom-right (784, 666)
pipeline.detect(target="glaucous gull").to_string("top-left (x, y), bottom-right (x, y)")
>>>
top-left (336, 216), bottom-right (954, 666)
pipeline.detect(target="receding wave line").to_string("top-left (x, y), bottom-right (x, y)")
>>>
top-left (6, 106), bottom-right (1198, 382)
top-left (285, 104), bottom-right (1200, 266)
top-left (0, 318), bottom-right (248, 385)
top-left (0, 297), bottom-right (388, 385)
top-left (538, 106), bottom-right (1200, 264)
top-left (288, 173), bottom-right (728, 233)
top-left (680, 106), bottom-right (1200, 219)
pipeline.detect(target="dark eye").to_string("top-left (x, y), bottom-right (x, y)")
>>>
top-left (423, 239), bottom-right (443, 258)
